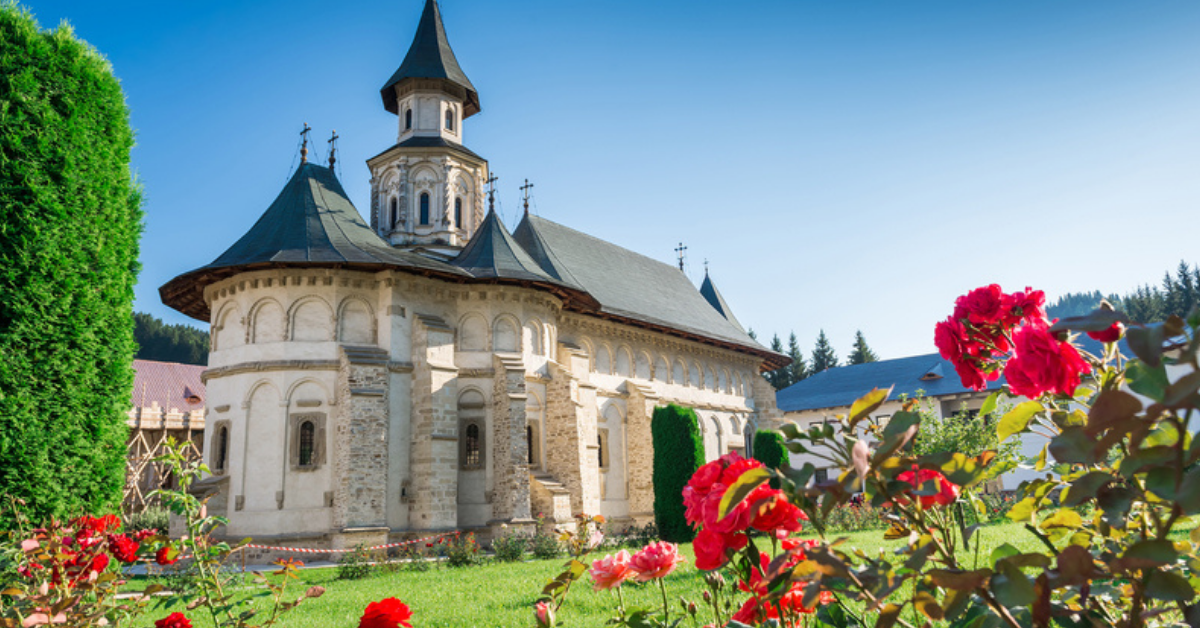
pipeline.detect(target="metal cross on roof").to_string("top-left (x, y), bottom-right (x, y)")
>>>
top-left (327, 130), bottom-right (339, 170)
top-left (299, 123), bottom-right (312, 164)
top-left (487, 173), bottom-right (499, 212)
top-left (520, 179), bottom-right (534, 215)
top-left (675, 242), bottom-right (688, 272)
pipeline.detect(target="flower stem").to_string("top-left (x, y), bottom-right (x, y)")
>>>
top-left (658, 577), bottom-right (670, 623)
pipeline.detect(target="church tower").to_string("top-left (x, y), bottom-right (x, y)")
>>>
top-left (367, 0), bottom-right (488, 256)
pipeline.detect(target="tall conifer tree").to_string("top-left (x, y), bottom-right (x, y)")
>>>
top-left (787, 332), bottom-right (807, 384)
top-left (811, 330), bottom-right (839, 373)
top-left (848, 330), bottom-right (879, 365)
top-left (0, 6), bottom-right (142, 526)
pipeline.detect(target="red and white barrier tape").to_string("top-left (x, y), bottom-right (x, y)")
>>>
top-left (242, 531), bottom-right (460, 555)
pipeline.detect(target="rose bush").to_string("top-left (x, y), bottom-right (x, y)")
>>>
top-left (718, 286), bottom-right (1200, 628)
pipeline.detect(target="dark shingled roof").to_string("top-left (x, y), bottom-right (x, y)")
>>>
top-left (512, 214), bottom-right (777, 362)
top-left (370, 136), bottom-right (484, 163)
top-left (452, 210), bottom-right (561, 284)
top-left (699, 272), bottom-right (744, 332)
top-left (776, 353), bottom-right (1006, 413)
top-left (381, 0), bottom-right (479, 117)
top-left (160, 163), bottom-right (472, 320)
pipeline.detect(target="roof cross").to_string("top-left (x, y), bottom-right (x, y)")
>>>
top-left (299, 123), bottom-right (312, 164)
top-left (675, 242), bottom-right (688, 272)
top-left (520, 179), bottom-right (534, 215)
top-left (327, 130), bottom-right (339, 170)
top-left (487, 173), bottom-right (499, 212)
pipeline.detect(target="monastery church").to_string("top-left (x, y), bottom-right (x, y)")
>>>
top-left (161, 0), bottom-right (786, 551)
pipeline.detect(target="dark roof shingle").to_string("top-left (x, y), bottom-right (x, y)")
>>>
top-left (380, 0), bottom-right (479, 116)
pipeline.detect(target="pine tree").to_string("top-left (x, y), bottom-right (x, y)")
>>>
top-left (767, 334), bottom-right (788, 389)
top-left (810, 330), bottom-right (839, 374)
top-left (786, 332), bottom-right (807, 384)
top-left (0, 6), bottom-right (142, 527)
top-left (847, 330), bottom-right (879, 365)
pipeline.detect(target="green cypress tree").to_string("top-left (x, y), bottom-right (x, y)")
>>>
top-left (847, 330), bottom-right (879, 365)
top-left (651, 404), bottom-right (705, 542)
top-left (767, 334), bottom-right (787, 390)
top-left (786, 332), bottom-right (807, 385)
top-left (810, 330), bottom-right (839, 374)
top-left (752, 430), bottom-right (789, 470)
top-left (0, 6), bottom-right (142, 526)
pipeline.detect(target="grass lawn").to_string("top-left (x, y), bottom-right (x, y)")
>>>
top-left (133, 521), bottom-right (1060, 628)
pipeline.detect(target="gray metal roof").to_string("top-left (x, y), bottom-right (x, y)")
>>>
top-left (512, 214), bottom-right (772, 357)
top-left (381, 0), bottom-right (479, 117)
top-left (699, 272), bottom-right (744, 332)
top-left (452, 209), bottom-right (562, 284)
top-left (776, 353), bottom-right (1006, 413)
top-left (370, 136), bottom-right (485, 163)
top-left (160, 163), bottom-right (472, 320)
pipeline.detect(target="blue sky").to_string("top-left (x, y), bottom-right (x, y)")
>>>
top-left (24, 0), bottom-right (1200, 360)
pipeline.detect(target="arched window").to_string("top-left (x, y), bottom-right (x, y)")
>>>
top-left (215, 425), bottom-right (229, 472)
top-left (389, 197), bottom-right (398, 228)
top-left (454, 197), bottom-right (463, 229)
top-left (527, 425), bottom-right (534, 465)
top-left (419, 193), bottom-right (430, 225)
top-left (405, 108), bottom-right (413, 130)
top-left (298, 420), bottom-right (315, 467)
top-left (464, 423), bottom-right (482, 468)
top-left (445, 108), bottom-right (454, 131)
top-left (597, 432), bottom-right (604, 469)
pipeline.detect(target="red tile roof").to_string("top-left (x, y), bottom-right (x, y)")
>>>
top-left (131, 359), bottom-right (206, 411)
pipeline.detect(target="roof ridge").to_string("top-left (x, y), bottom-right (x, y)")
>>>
top-left (526, 214), bottom-right (689, 278)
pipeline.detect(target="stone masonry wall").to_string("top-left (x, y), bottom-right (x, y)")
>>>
top-left (623, 382), bottom-right (659, 525)
top-left (491, 353), bottom-right (532, 522)
top-left (333, 346), bottom-right (390, 530)
top-left (409, 315), bottom-right (459, 530)
top-left (545, 347), bottom-right (602, 517)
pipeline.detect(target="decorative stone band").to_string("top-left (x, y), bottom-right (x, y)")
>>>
top-left (243, 531), bottom-right (461, 554)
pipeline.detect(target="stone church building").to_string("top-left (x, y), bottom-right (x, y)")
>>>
top-left (160, 0), bottom-right (786, 550)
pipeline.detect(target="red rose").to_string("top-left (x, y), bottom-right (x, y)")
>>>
top-left (1086, 321), bottom-right (1123, 343)
top-left (935, 317), bottom-right (969, 364)
top-left (953, 284), bottom-right (1005, 325)
top-left (750, 494), bottom-right (805, 535)
top-left (895, 468), bottom-right (959, 508)
top-left (1003, 287), bottom-right (1047, 326)
top-left (360, 597), bottom-right (413, 628)
top-left (156, 546), bottom-right (179, 566)
top-left (1005, 323), bottom-right (1092, 399)
top-left (693, 528), bottom-right (732, 571)
top-left (108, 534), bottom-right (140, 563)
top-left (135, 528), bottom-right (158, 541)
top-left (154, 613), bottom-right (192, 628)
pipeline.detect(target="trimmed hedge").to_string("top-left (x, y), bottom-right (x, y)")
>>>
top-left (752, 430), bottom-right (790, 470)
top-left (0, 5), bottom-right (142, 527)
top-left (651, 404), bottom-right (705, 542)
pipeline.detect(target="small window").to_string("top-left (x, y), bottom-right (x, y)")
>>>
top-left (464, 423), bottom-right (482, 468)
top-left (597, 429), bottom-right (610, 470)
top-left (389, 197), bottom-right (398, 228)
top-left (419, 193), bottom-right (430, 225)
top-left (215, 425), bottom-right (229, 472)
top-left (527, 425), bottom-right (534, 465)
top-left (454, 197), bottom-right (463, 229)
top-left (814, 468), bottom-right (829, 484)
top-left (298, 421), bottom-right (315, 467)
top-left (405, 108), bottom-right (413, 130)
top-left (445, 108), bottom-right (455, 131)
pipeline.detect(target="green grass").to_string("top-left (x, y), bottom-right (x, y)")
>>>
top-left (132, 522), bottom-right (1053, 628)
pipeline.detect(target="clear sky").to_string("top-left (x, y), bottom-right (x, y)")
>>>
top-left (23, 0), bottom-right (1200, 360)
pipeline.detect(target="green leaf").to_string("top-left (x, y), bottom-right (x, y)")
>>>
top-left (1145, 570), bottom-right (1196, 602)
top-left (1007, 498), bottom-right (1038, 523)
top-left (1118, 539), bottom-right (1178, 571)
top-left (849, 387), bottom-right (891, 426)
top-left (998, 401), bottom-right (1043, 443)
top-left (717, 466), bottom-right (770, 522)
top-left (980, 391), bottom-right (1000, 419)
top-left (1127, 325), bottom-right (1166, 367)
top-left (1049, 307), bottom-right (1127, 334)
top-left (913, 592), bottom-right (945, 620)
top-left (1177, 467), bottom-right (1200, 515)
top-left (1086, 390), bottom-right (1142, 435)
top-left (1034, 443), bottom-right (1048, 471)
top-left (1128, 360), bottom-right (1170, 402)
top-left (1165, 371), bottom-right (1200, 407)
top-left (990, 561), bottom-right (1035, 607)
top-left (1049, 427), bottom-right (1098, 464)
top-left (1060, 471), bottom-right (1111, 506)
top-left (929, 568), bottom-right (992, 591)
top-left (1040, 509), bottom-right (1083, 531)
top-left (990, 543), bottom-right (1020, 565)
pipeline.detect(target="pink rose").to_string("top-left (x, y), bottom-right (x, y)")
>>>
top-left (534, 601), bottom-right (555, 628)
top-left (589, 550), bottom-right (633, 591)
top-left (1005, 323), bottom-right (1092, 399)
top-left (629, 541), bottom-right (685, 582)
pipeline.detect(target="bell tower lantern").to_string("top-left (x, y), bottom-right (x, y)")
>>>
top-left (367, 0), bottom-right (488, 255)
